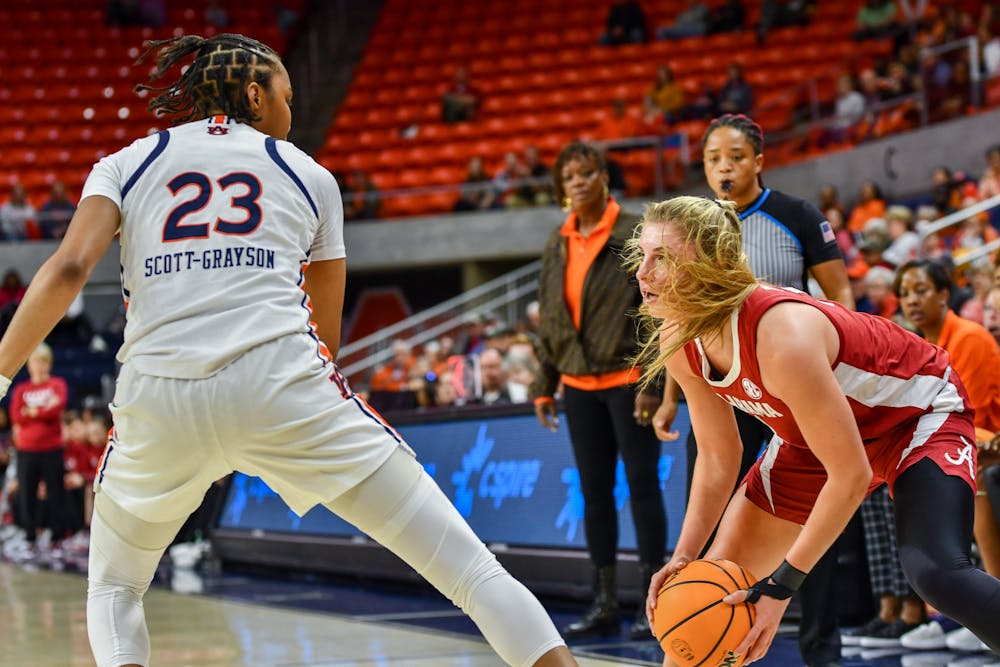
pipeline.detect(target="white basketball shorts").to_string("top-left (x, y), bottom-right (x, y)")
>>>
top-left (96, 333), bottom-right (408, 523)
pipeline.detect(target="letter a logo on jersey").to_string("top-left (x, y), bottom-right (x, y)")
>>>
top-left (944, 439), bottom-right (975, 480)
top-left (742, 377), bottom-right (762, 400)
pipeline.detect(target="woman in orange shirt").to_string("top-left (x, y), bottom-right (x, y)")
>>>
top-left (847, 180), bottom-right (887, 234)
top-left (895, 259), bottom-right (1000, 649)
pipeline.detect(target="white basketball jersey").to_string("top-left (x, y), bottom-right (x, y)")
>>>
top-left (81, 116), bottom-right (345, 379)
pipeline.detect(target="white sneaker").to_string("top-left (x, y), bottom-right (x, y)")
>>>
top-left (947, 627), bottom-right (990, 653)
top-left (903, 621), bottom-right (950, 650)
top-left (902, 652), bottom-right (958, 667)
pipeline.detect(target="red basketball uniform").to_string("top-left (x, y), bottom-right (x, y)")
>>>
top-left (684, 284), bottom-right (977, 524)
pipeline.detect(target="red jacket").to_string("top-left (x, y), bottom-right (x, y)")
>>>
top-left (10, 376), bottom-right (67, 452)
top-left (64, 439), bottom-right (100, 483)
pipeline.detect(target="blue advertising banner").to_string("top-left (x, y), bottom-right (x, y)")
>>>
top-left (217, 406), bottom-right (692, 551)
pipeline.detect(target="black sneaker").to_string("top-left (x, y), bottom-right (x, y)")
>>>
top-left (860, 620), bottom-right (925, 648)
top-left (843, 617), bottom-right (890, 646)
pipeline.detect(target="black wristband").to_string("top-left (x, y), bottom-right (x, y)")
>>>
top-left (744, 560), bottom-right (807, 603)
top-left (771, 560), bottom-right (808, 591)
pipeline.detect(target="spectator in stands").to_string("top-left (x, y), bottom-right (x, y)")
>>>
top-left (894, 262), bottom-right (1000, 653)
top-left (453, 156), bottom-right (497, 212)
top-left (38, 181), bottom-right (76, 240)
top-left (0, 183), bottom-right (37, 241)
top-left (441, 67), bottom-right (479, 124)
top-left (855, 70), bottom-right (885, 136)
top-left (847, 180), bottom-right (887, 234)
top-left (599, 0), bottom-right (648, 45)
top-left (959, 263), bottom-right (995, 324)
top-left (433, 370), bottom-right (458, 408)
top-left (826, 207), bottom-right (856, 263)
top-left (520, 145), bottom-right (553, 206)
top-left (708, 0), bottom-right (745, 34)
top-left (684, 82), bottom-right (718, 121)
top-left (981, 25), bottom-right (1000, 76)
top-left (455, 313), bottom-right (488, 355)
top-left (533, 141), bottom-right (665, 640)
top-left (853, 0), bottom-right (899, 41)
top-left (822, 73), bottom-right (866, 145)
top-left (645, 64), bottom-right (685, 125)
top-left (818, 184), bottom-right (845, 220)
top-left (593, 97), bottom-right (639, 141)
top-left (369, 339), bottom-right (415, 392)
top-left (10, 343), bottom-right (68, 558)
top-left (861, 265), bottom-right (901, 320)
top-left (343, 169), bottom-right (380, 221)
top-left (882, 60), bottom-right (917, 99)
top-left (494, 152), bottom-right (530, 208)
top-left (932, 165), bottom-right (965, 214)
top-left (523, 300), bottom-right (541, 339)
top-left (984, 286), bottom-right (1000, 345)
top-left (656, 0), bottom-right (709, 40)
top-left (756, 0), bottom-right (815, 44)
top-left (505, 335), bottom-right (538, 403)
top-left (63, 411), bottom-right (98, 540)
top-left (476, 348), bottom-right (512, 405)
top-left (0, 270), bottom-right (27, 311)
top-left (979, 145), bottom-right (1000, 202)
top-left (930, 59), bottom-right (973, 123)
top-left (883, 205), bottom-right (921, 268)
top-left (715, 63), bottom-right (754, 115)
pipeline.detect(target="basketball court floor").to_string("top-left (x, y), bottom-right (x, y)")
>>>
top-left (5, 555), bottom-right (992, 667)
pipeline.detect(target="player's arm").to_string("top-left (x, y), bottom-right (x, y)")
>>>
top-left (666, 347), bottom-right (743, 562)
top-left (810, 258), bottom-right (854, 309)
top-left (0, 195), bottom-right (119, 381)
top-left (303, 258), bottom-right (346, 360)
top-left (757, 302), bottom-right (872, 574)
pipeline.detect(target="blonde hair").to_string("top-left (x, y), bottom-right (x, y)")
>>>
top-left (624, 196), bottom-right (757, 389)
top-left (29, 342), bottom-right (53, 362)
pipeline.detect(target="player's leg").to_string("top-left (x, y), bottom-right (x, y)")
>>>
top-left (893, 458), bottom-right (1000, 652)
top-left (703, 485), bottom-right (801, 578)
top-left (87, 491), bottom-right (188, 667)
top-left (325, 447), bottom-right (576, 667)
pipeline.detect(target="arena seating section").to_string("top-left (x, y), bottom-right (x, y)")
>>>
top-left (317, 0), bottom-right (902, 218)
top-left (1, 0), bottom-right (995, 222)
top-left (0, 0), bottom-right (302, 230)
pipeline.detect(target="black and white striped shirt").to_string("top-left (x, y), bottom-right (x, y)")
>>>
top-left (739, 188), bottom-right (843, 290)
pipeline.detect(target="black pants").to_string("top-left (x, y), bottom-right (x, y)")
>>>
top-left (563, 385), bottom-right (666, 568)
top-left (17, 449), bottom-right (66, 543)
top-left (894, 458), bottom-right (1000, 652)
top-left (686, 410), bottom-right (840, 666)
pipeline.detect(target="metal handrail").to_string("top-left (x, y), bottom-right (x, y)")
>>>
top-left (338, 259), bottom-right (541, 358)
top-left (919, 193), bottom-right (1000, 239)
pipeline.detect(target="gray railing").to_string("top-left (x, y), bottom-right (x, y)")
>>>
top-left (337, 259), bottom-right (541, 380)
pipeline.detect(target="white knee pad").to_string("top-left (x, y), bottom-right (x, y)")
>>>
top-left (327, 449), bottom-right (566, 666)
top-left (87, 493), bottom-right (184, 667)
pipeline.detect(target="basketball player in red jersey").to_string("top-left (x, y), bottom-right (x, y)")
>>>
top-left (631, 196), bottom-right (1000, 665)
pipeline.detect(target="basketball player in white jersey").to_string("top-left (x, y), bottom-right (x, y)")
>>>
top-left (631, 197), bottom-right (1000, 665)
top-left (0, 34), bottom-right (577, 667)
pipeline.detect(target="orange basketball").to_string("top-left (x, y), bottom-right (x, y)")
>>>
top-left (652, 559), bottom-right (757, 667)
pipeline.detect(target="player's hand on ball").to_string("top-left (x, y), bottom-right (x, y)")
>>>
top-left (724, 593), bottom-right (790, 664)
top-left (645, 555), bottom-right (690, 626)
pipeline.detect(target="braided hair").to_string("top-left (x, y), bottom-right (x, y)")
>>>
top-left (135, 34), bottom-right (281, 124)
top-left (700, 113), bottom-right (764, 155)
top-left (701, 113), bottom-right (765, 188)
